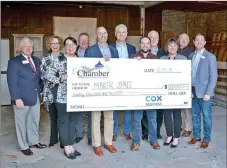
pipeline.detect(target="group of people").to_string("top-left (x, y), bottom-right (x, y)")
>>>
top-left (7, 24), bottom-right (218, 159)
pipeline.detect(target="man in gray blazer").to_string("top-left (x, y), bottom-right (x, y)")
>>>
top-left (188, 33), bottom-right (218, 149)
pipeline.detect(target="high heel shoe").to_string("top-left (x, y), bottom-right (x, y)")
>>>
top-left (170, 138), bottom-right (179, 148)
top-left (164, 136), bottom-right (173, 146)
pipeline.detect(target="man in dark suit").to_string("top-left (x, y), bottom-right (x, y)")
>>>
top-left (7, 37), bottom-right (46, 156)
top-left (110, 24), bottom-right (136, 142)
top-left (84, 26), bottom-right (118, 156)
top-left (141, 30), bottom-right (167, 141)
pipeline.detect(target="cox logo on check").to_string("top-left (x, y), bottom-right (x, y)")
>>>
top-left (145, 95), bottom-right (162, 106)
top-left (146, 95), bottom-right (162, 102)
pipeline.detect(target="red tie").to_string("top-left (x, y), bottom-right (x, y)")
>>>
top-left (27, 56), bottom-right (37, 75)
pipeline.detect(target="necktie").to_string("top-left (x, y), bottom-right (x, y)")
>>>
top-left (27, 56), bottom-right (37, 75)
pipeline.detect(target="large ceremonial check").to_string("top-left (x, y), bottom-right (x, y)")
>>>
top-left (67, 57), bottom-right (191, 112)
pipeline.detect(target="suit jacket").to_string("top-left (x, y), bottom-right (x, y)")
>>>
top-left (188, 49), bottom-right (218, 98)
top-left (110, 42), bottom-right (136, 57)
top-left (7, 54), bottom-right (42, 106)
top-left (84, 43), bottom-right (119, 58)
top-left (157, 48), bottom-right (167, 59)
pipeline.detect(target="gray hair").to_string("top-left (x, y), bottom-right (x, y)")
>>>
top-left (115, 24), bottom-right (127, 32)
top-left (19, 37), bottom-right (33, 50)
top-left (148, 30), bottom-right (159, 39)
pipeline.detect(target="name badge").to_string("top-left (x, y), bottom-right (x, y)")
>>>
top-left (201, 56), bottom-right (205, 59)
top-left (22, 60), bottom-right (29, 64)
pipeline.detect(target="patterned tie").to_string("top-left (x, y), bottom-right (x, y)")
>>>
top-left (27, 56), bottom-right (37, 75)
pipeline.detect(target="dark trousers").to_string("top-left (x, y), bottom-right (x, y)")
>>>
top-left (56, 103), bottom-right (78, 146)
top-left (142, 109), bottom-right (163, 135)
top-left (75, 112), bottom-right (92, 139)
top-left (49, 103), bottom-right (59, 145)
top-left (164, 109), bottom-right (182, 138)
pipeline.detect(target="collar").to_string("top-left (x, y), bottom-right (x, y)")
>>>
top-left (78, 48), bottom-right (85, 53)
top-left (116, 41), bottom-right (126, 47)
top-left (98, 42), bottom-right (108, 48)
top-left (22, 54), bottom-right (32, 59)
top-left (150, 48), bottom-right (158, 52)
top-left (195, 48), bottom-right (205, 55)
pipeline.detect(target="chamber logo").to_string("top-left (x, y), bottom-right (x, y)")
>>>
top-left (72, 61), bottom-right (110, 78)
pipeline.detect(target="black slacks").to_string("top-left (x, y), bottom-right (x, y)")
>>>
top-left (164, 109), bottom-right (182, 138)
top-left (56, 103), bottom-right (78, 146)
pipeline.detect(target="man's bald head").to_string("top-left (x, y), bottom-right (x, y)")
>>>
top-left (178, 33), bottom-right (190, 49)
top-left (96, 26), bottom-right (108, 44)
top-left (148, 30), bottom-right (159, 47)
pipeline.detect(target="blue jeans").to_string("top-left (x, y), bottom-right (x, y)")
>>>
top-left (132, 110), bottom-right (157, 145)
top-left (192, 88), bottom-right (213, 142)
top-left (75, 112), bottom-right (92, 139)
top-left (113, 110), bottom-right (131, 135)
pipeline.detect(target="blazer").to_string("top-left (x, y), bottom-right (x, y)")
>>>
top-left (7, 54), bottom-right (42, 106)
top-left (110, 42), bottom-right (136, 57)
top-left (84, 43), bottom-right (119, 58)
top-left (188, 49), bottom-right (218, 98)
top-left (157, 48), bottom-right (167, 59)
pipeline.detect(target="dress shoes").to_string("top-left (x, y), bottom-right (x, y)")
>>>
top-left (130, 143), bottom-right (140, 151)
top-left (123, 134), bottom-right (132, 140)
top-left (21, 148), bottom-right (33, 156)
top-left (88, 138), bottom-right (92, 145)
top-left (200, 141), bottom-right (209, 149)
top-left (112, 135), bottom-right (117, 142)
top-left (104, 144), bottom-right (117, 153)
top-left (29, 143), bottom-right (47, 149)
top-left (64, 151), bottom-right (76, 159)
top-left (157, 134), bottom-right (162, 139)
top-left (182, 130), bottom-right (192, 137)
top-left (74, 149), bottom-right (82, 156)
top-left (94, 147), bottom-right (104, 156)
top-left (164, 137), bottom-right (173, 146)
top-left (142, 134), bottom-right (148, 141)
top-left (189, 138), bottom-right (201, 144)
top-left (151, 142), bottom-right (160, 150)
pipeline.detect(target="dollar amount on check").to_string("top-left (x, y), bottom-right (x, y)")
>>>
top-left (67, 58), bottom-right (192, 112)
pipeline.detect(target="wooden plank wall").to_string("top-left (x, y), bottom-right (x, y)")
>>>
top-left (1, 2), bottom-right (162, 57)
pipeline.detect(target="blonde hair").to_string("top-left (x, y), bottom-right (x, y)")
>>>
top-left (45, 36), bottom-right (64, 53)
top-left (19, 37), bottom-right (33, 51)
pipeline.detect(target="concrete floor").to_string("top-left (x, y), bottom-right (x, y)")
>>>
top-left (0, 105), bottom-right (226, 168)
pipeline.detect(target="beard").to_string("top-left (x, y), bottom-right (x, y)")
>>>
top-left (140, 49), bottom-right (150, 53)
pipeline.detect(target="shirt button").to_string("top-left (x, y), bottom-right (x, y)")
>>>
top-left (35, 89), bottom-right (37, 91)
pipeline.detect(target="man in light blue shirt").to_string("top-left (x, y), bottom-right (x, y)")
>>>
top-left (110, 24), bottom-right (136, 142)
top-left (191, 49), bottom-right (204, 86)
top-left (188, 33), bottom-right (218, 149)
top-left (116, 43), bottom-right (129, 59)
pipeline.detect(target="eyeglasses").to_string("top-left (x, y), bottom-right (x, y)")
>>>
top-left (65, 43), bottom-right (76, 47)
